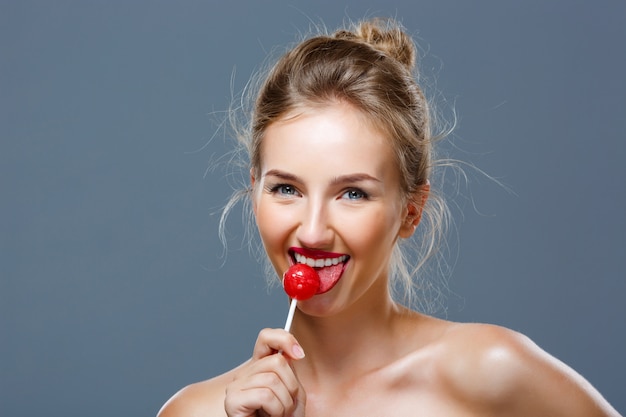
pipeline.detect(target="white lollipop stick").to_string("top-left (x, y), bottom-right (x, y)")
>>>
top-left (283, 298), bottom-right (297, 332)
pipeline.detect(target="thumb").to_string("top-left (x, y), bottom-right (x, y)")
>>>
top-left (253, 328), bottom-right (306, 361)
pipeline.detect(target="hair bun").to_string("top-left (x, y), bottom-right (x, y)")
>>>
top-left (334, 19), bottom-right (416, 71)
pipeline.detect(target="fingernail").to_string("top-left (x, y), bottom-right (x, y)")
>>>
top-left (292, 344), bottom-right (305, 359)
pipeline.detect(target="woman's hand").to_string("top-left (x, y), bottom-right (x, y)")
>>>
top-left (224, 328), bottom-right (307, 417)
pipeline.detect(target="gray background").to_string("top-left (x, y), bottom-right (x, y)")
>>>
top-left (2, 1), bottom-right (625, 415)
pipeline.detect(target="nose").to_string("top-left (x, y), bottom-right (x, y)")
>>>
top-left (296, 198), bottom-right (334, 249)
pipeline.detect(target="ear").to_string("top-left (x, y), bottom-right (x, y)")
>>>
top-left (250, 169), bottom-right (258, 214)
top-left (398, 182), bottom-right (430, 239)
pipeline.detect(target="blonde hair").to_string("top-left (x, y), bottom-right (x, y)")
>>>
top-left (221, 18), bottom-right (451, 311)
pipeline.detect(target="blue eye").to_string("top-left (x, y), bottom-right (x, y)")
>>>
top-left (268, 184), bottom-right (299, 196)
top-left (278, 185), bottom-right (296, 195)
top-left (343, 189), bottom-right (368, 200)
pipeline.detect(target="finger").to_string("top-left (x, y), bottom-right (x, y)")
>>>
top-left (286, 355), bottom-right (307, 417)
top-left (246, 371), bottom-right (296, 414)
top-left (292, 380), bottom-right (307, 417)
top-left (253, 328), bottom-right (306, 361)
top-left (225, 369), bottom-right (297, 417)
top-left (232, 353), bottom-right (302, 398)
top-left (227, 354), bottom-right (302, 415)
top-left (225, 385), bottom-right (287, 417)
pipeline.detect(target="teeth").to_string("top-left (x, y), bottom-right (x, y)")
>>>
top-left (294, 253), bottom-right (347, 268)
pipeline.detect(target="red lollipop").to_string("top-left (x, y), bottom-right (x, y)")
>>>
top-left (283, 263), bottom-right (320, 300)
top-left (282, 264), bottom-right (320, 332)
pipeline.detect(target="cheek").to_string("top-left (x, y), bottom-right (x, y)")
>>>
top-left (338, 206), bottom-right (401, 252)
top-left (255, 202), bottom-right (293, 253)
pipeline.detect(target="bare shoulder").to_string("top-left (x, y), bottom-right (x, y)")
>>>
top-left (157, 368), bottom-right (237, 417)
top-left (434, 322), bottom-right (620, 416)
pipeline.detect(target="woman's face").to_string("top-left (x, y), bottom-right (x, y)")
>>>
top-left (252, 103), bottom-right (417, 314)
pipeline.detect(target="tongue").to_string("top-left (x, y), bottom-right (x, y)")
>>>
top-left (315, 263), bottom-right (344, 293)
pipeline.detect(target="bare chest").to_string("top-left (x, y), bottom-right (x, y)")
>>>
top-left (305, 392), bottom-right (478, 417)
top-left (303, 371), bottom-right (484, 417)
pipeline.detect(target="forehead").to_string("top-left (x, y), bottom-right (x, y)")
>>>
top-left (260, 104), bottom-right (397, 178)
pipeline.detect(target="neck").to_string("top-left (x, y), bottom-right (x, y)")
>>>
top-left (290, 282), bottom-right (413, 385)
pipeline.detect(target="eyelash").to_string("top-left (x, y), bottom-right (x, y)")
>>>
top-left (266, 183), bottom-right (299, 197)
top-left (342, 188), bottom-right (369, 201)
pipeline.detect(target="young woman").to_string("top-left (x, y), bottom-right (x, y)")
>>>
top-left (158, 19), bottom-right (620, 417)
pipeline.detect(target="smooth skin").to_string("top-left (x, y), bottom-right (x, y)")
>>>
top-left (158, 103), bottom-right (620, 417)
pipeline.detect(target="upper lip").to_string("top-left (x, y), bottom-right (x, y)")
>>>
top-left (289, 247), bottom-right (347, 259)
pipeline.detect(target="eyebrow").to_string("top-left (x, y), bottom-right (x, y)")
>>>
top-left (263, 169), bottom-right (301, 182)
top-left (330, 173), bottom-right (381, 185)
top-left (263, 169), bottom-right (381, 185)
